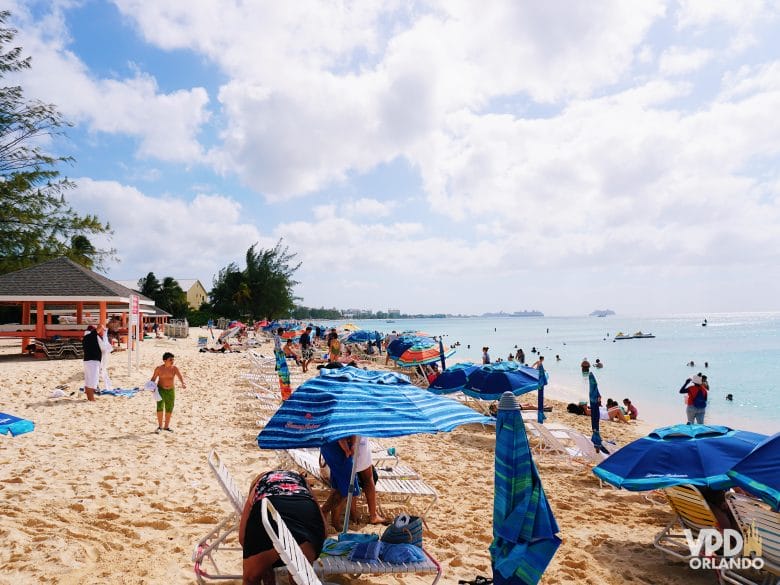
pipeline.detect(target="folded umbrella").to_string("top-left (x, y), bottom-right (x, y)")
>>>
top-left (491, 392), bottom-right (560, 584)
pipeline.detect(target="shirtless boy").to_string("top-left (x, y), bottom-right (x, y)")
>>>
top-left (151, 352), bottom-right (186, 433)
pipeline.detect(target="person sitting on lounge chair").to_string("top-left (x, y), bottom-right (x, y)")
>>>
top-left (239, 469), bottom-right (326, 585)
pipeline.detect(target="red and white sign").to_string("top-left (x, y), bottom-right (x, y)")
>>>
top-left (130, 294), bottom-right (139, 325)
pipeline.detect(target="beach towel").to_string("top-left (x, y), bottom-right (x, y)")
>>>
top-left (0, 413), bottom-right (35, 436)
top-left (274, 349), bottom-right (292, 400)
top-left (79, 387), bottom-right (141, 397)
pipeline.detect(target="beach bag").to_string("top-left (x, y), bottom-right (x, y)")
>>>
top-left (380, 514), bottom-right (423, 548)
top-left (693, 386), bottom-right (708, 408)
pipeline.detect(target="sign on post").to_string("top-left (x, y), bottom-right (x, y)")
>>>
top-left (128, 295), bottom-right (140, 374)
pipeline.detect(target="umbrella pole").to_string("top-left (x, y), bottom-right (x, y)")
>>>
top-left (342, 437), bottom-right (360, 535)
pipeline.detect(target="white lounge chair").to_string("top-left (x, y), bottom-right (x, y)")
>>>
top-left (721, 493), bottom-right (780, 584)
top-left (192, 451), bottom-right (245, 584)
top-left (261, 498), bottom-right (325, 585)
top-left (194, 450), bottom-right (442, 585)
top-left (283, 448), bottom-right (438, 523)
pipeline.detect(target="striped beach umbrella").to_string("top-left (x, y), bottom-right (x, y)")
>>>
top-left (256, 366), bottom-right (491, 450)
top-left (491, 392), bottom-right (561, 584)
top-left (387, 335), bottom-right (455, 367)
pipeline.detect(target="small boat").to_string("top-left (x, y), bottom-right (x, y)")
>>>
top-left (386, 320), bottom-right (395, 323)
top-left (632, 331), bottom-right (656, 339)
top-left (614, 331), bottom-right (656, 340)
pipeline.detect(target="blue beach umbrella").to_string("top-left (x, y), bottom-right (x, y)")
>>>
top-left (593, 424), bottom-right (767, 491)
top-left (727, 433), bottom-right (780, 510)
top-left (491, 392), bottom-right (561, 585)
top-left (344, 329), bottom-right (375, 343)
top-left (427, 362), bottom-right (480, 394)
top-left (465, 363), bottom-right (540, 401)
top-left (256, 367), bottom-right (492, 449)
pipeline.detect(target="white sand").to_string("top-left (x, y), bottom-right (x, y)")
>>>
top-left (0, 329), bottom-right (714, 584)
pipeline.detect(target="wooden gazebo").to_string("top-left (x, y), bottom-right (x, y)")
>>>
top-left (0, 257), bottom-right (156, 352)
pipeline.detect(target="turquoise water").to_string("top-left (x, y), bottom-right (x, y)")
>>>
top-left (345, 313), bottom-right (780, 435)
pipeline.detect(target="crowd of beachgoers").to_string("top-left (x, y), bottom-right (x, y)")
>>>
top-left (0, 322), bottom-right (768, 585)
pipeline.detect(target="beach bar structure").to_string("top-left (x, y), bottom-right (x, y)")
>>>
top-left (0, 257), bottom-right (157, 352)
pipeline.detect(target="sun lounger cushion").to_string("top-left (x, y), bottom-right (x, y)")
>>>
top-left (0, 413), bottom-right (35, 436)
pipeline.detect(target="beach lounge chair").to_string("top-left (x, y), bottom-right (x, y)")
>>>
top-left (192, 450), bottom-right (245, 584)
top-left (721, 492), bottom-right (780, 584)
top-left (524, 421), bottom-right (610, 489)
top-left (194, 450), bottom-right (443, 585)
top-left (261, 498), bottom-right (325, 585)
top-left (653, 484), bottom-right (720, 561)
top-left (283, 448), bottom-right (438, 523)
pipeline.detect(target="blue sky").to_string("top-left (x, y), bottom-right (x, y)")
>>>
top-left (6, 0), bottom-right (780, 315)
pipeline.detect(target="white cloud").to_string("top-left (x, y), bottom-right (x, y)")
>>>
top-left (675, 0), bottom-right (780, 52)
top-left (67, 178), bottom-right (266, 284)
top-left (113, 1), bottom-right (665, 198)
top-left (659, 46), bottom-right (713, 75)
top-left (342, 198), bottom-right (395, 218)
top-left (7, 4), bottom-right (210, 163)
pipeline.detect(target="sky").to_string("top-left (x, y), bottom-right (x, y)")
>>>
top-left (5, 0), bottom-right (780, 316)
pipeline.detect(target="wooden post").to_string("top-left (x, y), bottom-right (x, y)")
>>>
top-left (35, 301), bottom-right (45, 339)
top-left (99, 301), bottom-right (107, 327)
top-left (21, 302), bottom-right (31, 352)
top-left (76, 302), bottom-right (83, 324)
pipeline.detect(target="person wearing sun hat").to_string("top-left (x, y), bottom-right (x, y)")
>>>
top-left (678, 373), bottom-right (708, 424)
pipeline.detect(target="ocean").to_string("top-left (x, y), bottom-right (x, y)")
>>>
top-left (345, 312), bottom-right (780, 435)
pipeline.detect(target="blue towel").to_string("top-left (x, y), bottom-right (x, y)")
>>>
top-left (338, 532), bottom-right (378, 543)
top-left (380, 543), bottom-right (426, 564)
top-left (348, 540), bottom-right (382, 562)
top-left (0, 413), bottom-right (35, 436)
top-left (321, 538), bottom-right (356, 556)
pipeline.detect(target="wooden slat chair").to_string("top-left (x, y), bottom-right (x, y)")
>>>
top-left (653, 484), bottom-right (720, 561)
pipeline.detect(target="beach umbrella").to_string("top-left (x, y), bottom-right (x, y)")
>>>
top-left (344, 329), bottom-right (375, 343)
top-left (536, 363), bottom-right (547, 424)
top-left (593, 424), bottom-right (767, 491)
top-left (727, 433), bottom-right (780, 510)
top-left (491, 392), bottom-right (561, 585)
top-left (428, 362), bottom-right (480, 394)
top-left (256, 367), bottom-right (490, 449)
top-left (464, 363), bottom-right (540, 401)
top-left (588, 373), bottom-right (609, 454)
top-left (387, 335), bottom-right (455, 367)
top-left (257, 367), bottom-right (491, 532)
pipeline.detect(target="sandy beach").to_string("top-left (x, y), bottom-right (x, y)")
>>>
top-left (0, 329), bottom-right (717, 585)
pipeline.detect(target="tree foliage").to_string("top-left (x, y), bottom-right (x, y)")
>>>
top-left (209, 240), bottom-right (301, 320)
top-left (137, 271), bottom-right (188, 317)
top-left (0, 10), bottom-right (113, 274)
